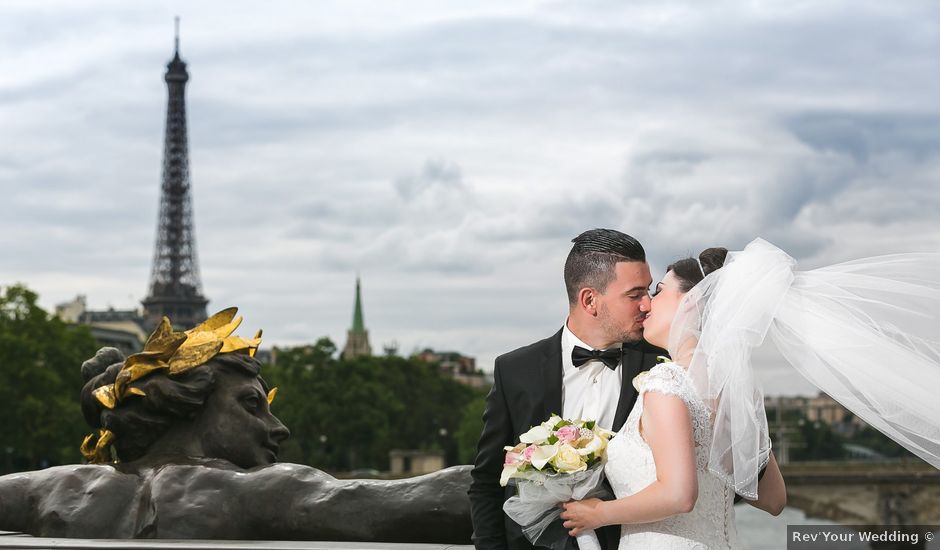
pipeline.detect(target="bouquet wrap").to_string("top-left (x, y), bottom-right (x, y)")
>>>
top-left (500, 415), bottom-right (615, 550)
top-left (504, 461), bottom-right (609, 550)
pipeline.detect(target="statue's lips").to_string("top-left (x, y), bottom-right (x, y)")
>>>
top-left (262, 442), bottom-right (279, 458)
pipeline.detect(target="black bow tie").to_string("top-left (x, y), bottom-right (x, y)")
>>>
top-left (571, 346), bottom-right (621, 370)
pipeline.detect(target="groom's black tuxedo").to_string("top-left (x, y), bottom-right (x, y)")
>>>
top-left (469, 328), bottom-right (666, 550)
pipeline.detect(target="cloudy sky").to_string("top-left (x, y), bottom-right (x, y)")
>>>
top-left (2, 0), bottom-right (938, 395)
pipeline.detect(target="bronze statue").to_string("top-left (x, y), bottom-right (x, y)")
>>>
top-left (0, 309), bottom-right (472, 542)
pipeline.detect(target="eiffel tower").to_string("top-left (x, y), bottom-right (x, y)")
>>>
top-left (141, 19), bottom-right (208, 331)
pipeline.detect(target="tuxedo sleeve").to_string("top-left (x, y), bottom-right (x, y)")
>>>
top-left (468, 356), bottom-right (512, 550)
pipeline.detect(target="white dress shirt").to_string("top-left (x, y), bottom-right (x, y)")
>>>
top-left (560, 321), bottom-right (623, 430)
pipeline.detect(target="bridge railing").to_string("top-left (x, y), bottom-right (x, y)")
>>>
top-left (0, 533), bottom-right (473, 550)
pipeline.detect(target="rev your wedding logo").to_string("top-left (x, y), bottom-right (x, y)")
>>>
top-left (787, 525), bottom-right (938, 548)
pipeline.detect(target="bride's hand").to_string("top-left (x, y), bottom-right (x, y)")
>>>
top-left (560, 497), bottom-right (604, 536)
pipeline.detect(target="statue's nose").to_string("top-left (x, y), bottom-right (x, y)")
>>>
top-left (270, 418), bottom-right (290, 443)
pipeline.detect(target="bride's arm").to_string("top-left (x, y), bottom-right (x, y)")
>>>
top-left (741, 452), bottom-right (786, 515)
top-left (562, 392), bottom-right (697, 534)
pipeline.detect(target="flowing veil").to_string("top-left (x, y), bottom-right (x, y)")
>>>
top-left (669, 238), bottom-right (940, 499)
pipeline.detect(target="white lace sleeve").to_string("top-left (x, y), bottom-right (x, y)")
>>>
top-left (630, 361), bottom-right (713, 470)
top-left (633, 362), bottom-right (695, 404)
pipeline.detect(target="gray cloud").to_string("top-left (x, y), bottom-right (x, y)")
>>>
top-left (2, 1), bottom-right (939, 396)
top-left (787, 113), bottom-right (940, 162)
top-left (395, 158), bottom-right (463, 200)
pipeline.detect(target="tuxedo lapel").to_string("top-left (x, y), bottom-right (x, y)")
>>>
top-left (612, 341), bottom-right (666, 431)
top-left (612, 346), bottom-right (642, 432)
top-left (540, 328), bottom-right (564, 422)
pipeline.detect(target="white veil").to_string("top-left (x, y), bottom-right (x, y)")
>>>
top-left (669, 238), bottom-right (940, 499)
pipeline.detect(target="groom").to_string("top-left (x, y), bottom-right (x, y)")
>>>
top-left (469, 228), bottom-right (665, 550)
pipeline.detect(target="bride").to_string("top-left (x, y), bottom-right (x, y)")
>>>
top-left (560, 239), bottom-right (940, 549)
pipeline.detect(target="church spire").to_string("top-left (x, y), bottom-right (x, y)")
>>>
top-left (351, 275), bottom-right (365, 332)
top-left (342, 275), bottom-right (372, 360)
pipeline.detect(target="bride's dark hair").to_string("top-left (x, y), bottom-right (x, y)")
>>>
top-left (668, 247), bottom-right (729, 292)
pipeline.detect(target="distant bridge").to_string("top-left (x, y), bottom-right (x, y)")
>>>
top-left (781, 460), bottom-right (940, 525)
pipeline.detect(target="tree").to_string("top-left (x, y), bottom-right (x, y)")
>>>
top-left (0, 284), bottom-right (99, 472)
top-left (849, 425), bottom-right (915, 459)
top-left (455, 394), bottom-right (486, 465)
top-left (263, 342), bottom-right (486, 472)
top-left (791, 419), bottom-right (848, 461)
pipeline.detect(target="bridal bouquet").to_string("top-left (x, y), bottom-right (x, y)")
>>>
top-left (501, 415), bottom-right (615, 550)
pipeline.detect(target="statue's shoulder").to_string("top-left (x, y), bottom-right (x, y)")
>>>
top-left (0, 463), bottom-right (134, 499)
top-left (146, 461), bottom-right (336, 493)
top-left (24, 463), bottom-right (137, 486)
top-left (0, 464), bottom-right (142, 537)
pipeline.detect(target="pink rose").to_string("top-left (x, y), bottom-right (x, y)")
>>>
top-left (555, 425), bottom-right (580, 443)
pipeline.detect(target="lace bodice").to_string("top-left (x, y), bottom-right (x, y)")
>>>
top-left (604, 361), bottom-right (739, 549)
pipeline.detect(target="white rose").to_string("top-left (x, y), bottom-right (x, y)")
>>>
top-left (552, 444), bottom-right (587, 473)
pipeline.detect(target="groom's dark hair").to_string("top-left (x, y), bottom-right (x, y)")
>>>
top-left (564, 229), bottom-right (646, 305)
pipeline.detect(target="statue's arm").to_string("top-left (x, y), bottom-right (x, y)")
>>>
top-left (242, 464), bottom-right (472, 544)
top-left (0, 472), bottom-right (30, 532)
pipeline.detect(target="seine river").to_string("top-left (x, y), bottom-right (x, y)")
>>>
top-left (735, 504), bottom-right (940, 549)
top-left (736, 504), bottom-right (839, 549)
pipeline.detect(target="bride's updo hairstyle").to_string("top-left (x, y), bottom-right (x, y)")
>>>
top-left (668, 247), bottom-right (729, 292)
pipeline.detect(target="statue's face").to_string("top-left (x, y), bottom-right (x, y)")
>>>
top-left (194, 366), bottom-right (290, 469)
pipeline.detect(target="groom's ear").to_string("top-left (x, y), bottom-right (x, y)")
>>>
top-left (576, 287), bottom-right (599, 315)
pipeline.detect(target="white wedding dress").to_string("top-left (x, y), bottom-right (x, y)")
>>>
top-left (604, 361), bottom-right (740, 549)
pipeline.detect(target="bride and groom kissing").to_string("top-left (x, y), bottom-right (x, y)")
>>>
top-left (468, 228), bottom-right (789, 550)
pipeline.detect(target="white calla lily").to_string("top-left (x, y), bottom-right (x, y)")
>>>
top-left (541, 414), bottom-right (563, 430)
top-left (500, 463), bottom-right (519, 487)
top-left (519, 425), bottom-right (551, 444)
top-left (576, 433), bottom-right (606, 456)
top-left (529, 443), bottom-right (559, 470)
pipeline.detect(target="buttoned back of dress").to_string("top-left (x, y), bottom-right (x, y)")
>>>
top-left (604, 361), bottom-right (740, 550)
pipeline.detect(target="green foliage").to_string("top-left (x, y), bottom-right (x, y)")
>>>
top-left (263, 340), bottom-right (487, 472)
top-left (455, 393), bottom-right (486, 465)
top-left (791, 419), bottom-right (848, 461)
top-left (764, 404), bottom-right (915, 462)
top-left (0, 284), bottom-right (99, 472)
top-left (0, 285), bottom-right (492, 474)
top-left (850, 425), bottom-right (915, 458)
